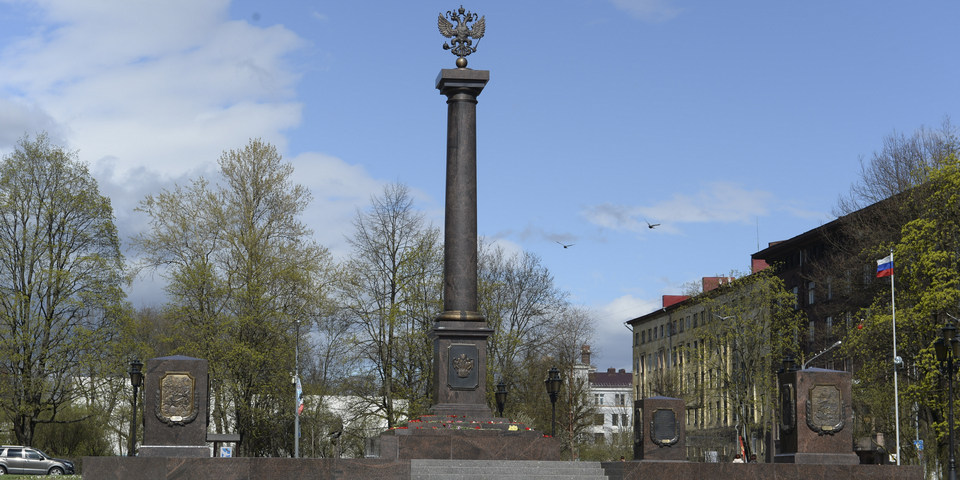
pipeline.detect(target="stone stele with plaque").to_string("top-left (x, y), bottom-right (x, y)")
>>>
top-left (775, 366), bottom-right (859, 464)
top-left (139, 355), bottom-right (211, 457)
top-left (634, 396), bottom-right (686, 461)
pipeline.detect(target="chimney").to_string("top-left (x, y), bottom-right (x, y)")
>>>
top-left (607, 368), bottom-right (616, 373)
top-left (662, 295), bottom-right (689, 308)
top-left (751, 258), bottom-right (770, 273)
top-left (581, 344), bottom-right (591, 366)
top-left (702, 276), bottom-right (736, 292)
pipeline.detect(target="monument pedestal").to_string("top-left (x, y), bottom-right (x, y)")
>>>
top-left (634, 396), bottom-right (686, 461)
top-left (374, 415), bottom-right (560, 460)
top-left (430, 319), bottom-right (494, 418)
top-left (139, 355), bottom-right (211, 458)
top-left (775, 367), bottom-right (859, 465)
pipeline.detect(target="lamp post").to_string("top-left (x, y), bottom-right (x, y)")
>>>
top-left (935, 319), bottom-right (960, 480)
top-left (802, 340), bottom-right (843, 369)
top-left (294, 319), bottom-right (301, 459)
top-left (545, 367), bottom-right (562, 437)
top-left (495, 381), bottom-right (508, 417)
top-left (127, 359), bottom-right (143, 457)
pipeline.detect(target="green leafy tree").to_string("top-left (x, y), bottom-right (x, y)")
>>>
top-left (0, 133), bottom-right (126, 447)
top-left (134, 139), bottom-right (331, 456)
top-left (693, 269), bottom-right (804, 460)
top-left (828, 123), bottom-right (959, 470)
top-left (845, 158), bottom-right (960, 472)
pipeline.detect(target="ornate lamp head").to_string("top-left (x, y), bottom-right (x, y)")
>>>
top-left (128, 359), bottom-right (144, 388)
top-left (495, 380), bottom-right (508, 416)
top-left (438, 5), bottom-right (485, 68)
top-left (544, 366), bottom-right (562, 402)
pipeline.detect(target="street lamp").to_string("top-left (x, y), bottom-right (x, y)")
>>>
top-left (803, 340), bottom-right (843, 369)
top-left (495, 381), bottom-right (508, 417)
top-left (127, 359), bottom-right (144, 457)
top-left (544, 367), bottom-right (562, 437)
top-left (935, 319), bottom-right (960, 480)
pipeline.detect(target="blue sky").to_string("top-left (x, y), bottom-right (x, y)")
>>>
top-left (1, 0), bottom-right (958, 372)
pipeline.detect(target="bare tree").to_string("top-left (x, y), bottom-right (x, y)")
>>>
top-left (339, 183), bottom-right (441, 428)
top-left (479, 240), bottom-right (568, 383)
top-left (838, 119), bottom-right (958, 214)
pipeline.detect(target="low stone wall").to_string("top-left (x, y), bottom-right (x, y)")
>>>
top-left (81, 457), bottom-right (923, 480)
top-left (600, 461), bottom-right (922, 480)
top-left (81, 457), bottom-right (410, 480)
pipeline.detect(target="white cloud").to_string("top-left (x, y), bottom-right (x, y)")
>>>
top-left (290, 152), bottom-right (384, 258)
top-left (609, 0), bottom-right (684, 22)
top-left (0, 0), bottom-right (305, 183)
top-left (0, 1), bottom-right (395, 308)
top-left (598, 294), bottom-right (661, 324)
top-left (588, 294), bottom-right (660, 370)
top-left (582, 181), bottom-right (774, 233)
top-left (0, 98), bottom-right (64, 148)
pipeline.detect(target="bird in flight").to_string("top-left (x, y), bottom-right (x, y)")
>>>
top-left (644, 219), bottom-right (660, 229)
top-left (555, 241), bottom-right (574, 249)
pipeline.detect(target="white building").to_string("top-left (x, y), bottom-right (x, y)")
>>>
top-left (574, 345), bottom-right (633, 444)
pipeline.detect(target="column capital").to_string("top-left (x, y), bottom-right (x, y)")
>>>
top-left (436, 68), bottom-right (489, 96)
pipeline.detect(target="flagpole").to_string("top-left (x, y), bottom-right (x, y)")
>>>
top-left (295, 319), bottom-right (301, 459)
top-left (891, 248), bottom-right (901, 465)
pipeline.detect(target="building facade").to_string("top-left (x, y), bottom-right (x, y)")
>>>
top-left (574, 345), bottom-right (633, 445)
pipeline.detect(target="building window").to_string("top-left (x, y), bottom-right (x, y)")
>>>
top-left (611, 414), bottom-right (619, 427)
top-left (808, 320), bottom-right (815, 343)
top-left (792, 287), bottom-right (799, 310)
top-left (641, 331), bottom-right (646, 343)
top-left (826, 316), bottom-right (833, 334)
top-left (594, 414), bottom-right (605, 425)
top-left (635, 332), bottom-right (640, 346)
top-left (595, 393), bottom-right (605, 405)
top-left (808, 281), bottom-right (816, 305)
top-left (615, 393), bottom-right (626, 406)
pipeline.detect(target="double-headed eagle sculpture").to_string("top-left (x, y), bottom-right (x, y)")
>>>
top-left (438, 5), bottom-right (485, 68)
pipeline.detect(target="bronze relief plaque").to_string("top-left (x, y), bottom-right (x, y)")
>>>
top-left (805, 384), bottom-right (845, 435)
top-left (650, 408), bottom-right (679, 447)
top-left (447, 344), bottom-right (479, 390)
top-left (155, 371), bottom-right (200, 426)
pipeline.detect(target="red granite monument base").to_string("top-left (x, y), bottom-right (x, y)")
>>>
top-left (374, 415), bottom-right (561, 461)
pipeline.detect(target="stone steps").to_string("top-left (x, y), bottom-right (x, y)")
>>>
top-left (410, 459), bottom-right (608, 480)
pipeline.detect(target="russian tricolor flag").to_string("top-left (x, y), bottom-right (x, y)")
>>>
top-left (876, 254), bottom-right (893, 278)
top-left (296, 376), bottom-right (304, 415)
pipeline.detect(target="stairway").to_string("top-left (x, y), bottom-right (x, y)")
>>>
top-left (410, 459), bottom-right (608, 480)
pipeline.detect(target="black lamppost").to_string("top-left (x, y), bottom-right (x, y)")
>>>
top-left (127, 359), bottom-right (144, 457)
top-left (544, 367), bottom-right (562, 437)
top-left (935, 319), bottom-right (960, 480)
top-left (495, 381), bottom-right (508, 417)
